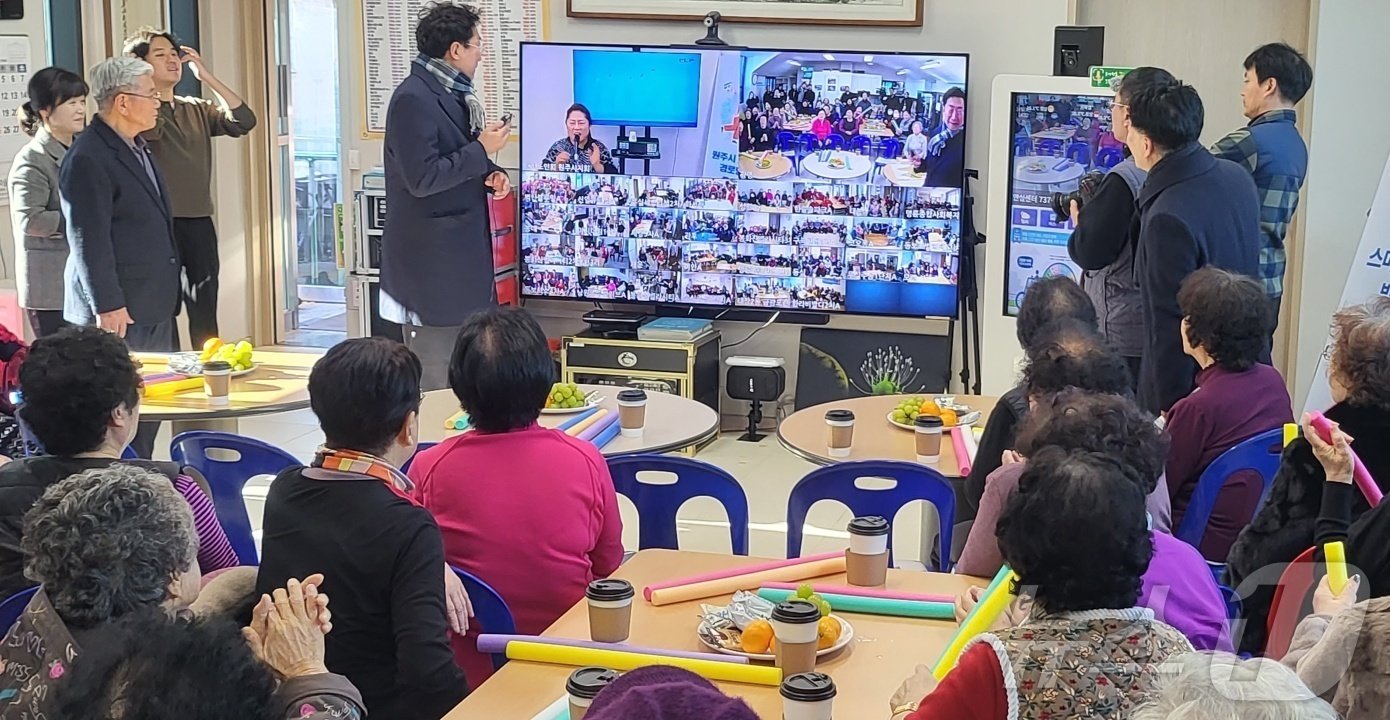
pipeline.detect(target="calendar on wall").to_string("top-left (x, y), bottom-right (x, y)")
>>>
top-left (0, 34), bottom-right (31, 206)
top-left (360, 0), bottom-right (544, 137)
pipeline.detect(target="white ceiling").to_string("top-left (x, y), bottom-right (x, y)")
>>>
top-left (750, 52), bottom-right (967, 88)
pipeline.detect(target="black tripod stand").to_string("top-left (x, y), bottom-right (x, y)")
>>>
top-left (948, 168), bottom-right (984, 395)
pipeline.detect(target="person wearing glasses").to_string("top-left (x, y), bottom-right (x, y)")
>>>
top-left (58, 57), bottom-right (179, 458)
top-left (381, 2), bottom-right (512, 391)
top-left (124, 28), bottom-right (257, 349)
top-left (1066, 67), bottom-right (1176, 385)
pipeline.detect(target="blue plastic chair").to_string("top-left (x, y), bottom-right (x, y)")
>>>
top-left (1013, 136), bottom-right (1033, 157)
top-left (1036, 138), bottom-right (1063, 156)
top-left (1066, 142), bottom-right (1091, 166)
top-left (1096, 147), bottom-right (1124, 168)
top-left (402, 441), bottom-right (439, 475)
top-left (170, 431), bottom-right (301, 565)
top-left (450, 566), bottom-right (516, 671)
top-left (606, 455), bottom-right (749, 555)
top-left (0, 586), bottom-right (38, 633)
top-left (849, 135), bottom-right (873, 156)
top-left (825, 135), bottom-right (846, 151)
top-left (878, 138), bottom-right (902, 160)
top-left (796, 134), bottom-right (818, 171)
top-left (121, 445), bottom-right (139, 460)
top-left (1174, 428), bottom-right (1285, 552)
top-left (786, 461), bottom-right (955, 570)
top-left (776, 131), bottom-right (797, 153)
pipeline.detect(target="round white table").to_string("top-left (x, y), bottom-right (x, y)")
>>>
top-left (738, 152), bottom-right (794, 180)
top-left (1013, 155), bottom-right (1086, 187)
top-left (881, 160), bottom-right (926, 188)
top-left (802, 151), bottom-right (874, 181)
top-left (417, 385), bottom-right (720, 456)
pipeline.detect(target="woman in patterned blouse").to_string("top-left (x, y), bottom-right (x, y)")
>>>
top-left (542, 103), bottom-right (618, 174)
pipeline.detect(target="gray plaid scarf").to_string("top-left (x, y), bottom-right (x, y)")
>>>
top-left (415, 53), bottom-right (485, 135)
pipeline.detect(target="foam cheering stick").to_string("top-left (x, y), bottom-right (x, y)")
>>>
top-left (1283, 423), bottom-right (1299, 448)
top-left (565, 409), bottom-right (610, 437)
top-left (932, 564), bottom-right (1018, 680)
top-left (555, 406), bottom-right (601, 433)
top-left (950, 426), bottom-right (975, 477)
top-left (1308, 412), bottom-right (1383, 507)
top-left (1326, 540), bottom-right (1349, 596)
top-left (528, 696), bottom-right (569, 720)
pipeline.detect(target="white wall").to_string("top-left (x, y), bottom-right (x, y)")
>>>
top-left (338, 0), bottom-right (1070, 411)
top-left (1292, 0), bottom-right (1390, 408)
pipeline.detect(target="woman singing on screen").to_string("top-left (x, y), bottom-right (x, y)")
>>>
top-left (543, 103), bottom-right (618, 174)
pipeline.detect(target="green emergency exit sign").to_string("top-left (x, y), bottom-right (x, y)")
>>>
top-left (1090, 66), bottom-right (1134, 89)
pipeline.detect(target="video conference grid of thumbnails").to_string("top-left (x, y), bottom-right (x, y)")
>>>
top-left (519, 45), bottom-right (969, 318)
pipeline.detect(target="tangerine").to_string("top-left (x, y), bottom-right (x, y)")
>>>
top-left (741, 619), bottom-right (774, 654)
top-left (939, 409), bottom-right (959, 427)
top-left (817, 616), bottom-right (842, 650)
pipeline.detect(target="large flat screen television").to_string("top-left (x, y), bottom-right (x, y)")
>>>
top-left (519, 43), bottom-right (970, 318)
top-left (1002, 91), bottom-right (1121, 315)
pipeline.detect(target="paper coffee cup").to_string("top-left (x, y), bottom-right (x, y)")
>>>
top-left (771, 600), bottom-right (821, 676)
top-left (203, 360), bottom-right (232, 407)
top-left (617, 389), bottom-right (648, 438)
top-left (914, 415), bottom-right (944, 463)
top-left (781, 672), bottom-right (837, 720)
top-left (566, 666), bottom-right (620, 720)
top-left (586, 579), bottom-right (635, 643)
top-left (847, 516), bottom-right (890, 555)
top-left (825, 409), bottom-right (855, 458)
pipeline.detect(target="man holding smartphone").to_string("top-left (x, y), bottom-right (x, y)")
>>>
top-left (381, 2), bottom-right (511, 389)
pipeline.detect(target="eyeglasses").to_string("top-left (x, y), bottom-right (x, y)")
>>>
top-left (118, 90), bottom-right (163, 102)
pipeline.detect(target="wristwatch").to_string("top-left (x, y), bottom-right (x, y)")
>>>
top-left (891, 701), bottom-right (920, 719)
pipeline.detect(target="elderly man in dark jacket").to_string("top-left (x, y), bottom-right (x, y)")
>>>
top-left (1126, 77), bottom-right (1261, 414)
top-left (60, 56), bottom-right (180, 458)
top-left (380, 2), bottom-right (511, 390)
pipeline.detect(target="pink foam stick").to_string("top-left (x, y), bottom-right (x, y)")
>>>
top-left (642, 551), bottom-right (844, 602)
top-left (951, 426), bottom-right (973, 477)
top-left (576, 411), bottom-right (618, 442)
top-left (1309, 412), bottom-right (1383, 507)
top-left (762, 581), bottom-right (954, 604)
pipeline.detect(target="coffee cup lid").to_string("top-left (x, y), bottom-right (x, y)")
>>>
top-left (780, 672), bottom-right (837, 703)
top-left (825, 409), bottom-right (854, 422)
top-left (771, 599), bottom-right (820, 624)
top-left (848, 516), bottom-right (890, 536)
top-left (617, 389), bottom-right (647, 402)
top-left (567, 666), bottom-right (621, 699)
top-left (203, 360), bottom-right (232, 372)
top-left (914, 414), bottom-right (944, 428)
top-left (586, 578), bottom-right (635, 602)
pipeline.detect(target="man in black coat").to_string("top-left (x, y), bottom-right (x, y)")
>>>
top-left (915, 87), bottom-right (966, 188)
top-left (1127, 78), bottom-right (1261, 414)
top-left (60, 56), bottom-right (180, 457)
top-left (380, 3), bottom-right (511, 389)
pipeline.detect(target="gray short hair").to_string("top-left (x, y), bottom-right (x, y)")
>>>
top-left (1131, 652), bottom-right (1338, 720)
top-left (22, 464), bottom-right (197, 628)
top-left (89, 56), bottom-right (153, 110)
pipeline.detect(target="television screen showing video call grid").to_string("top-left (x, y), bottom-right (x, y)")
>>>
top-left (1004, 91), bottom-right (1120, 316)
top-left (518, 43), bottom-right (969, 318)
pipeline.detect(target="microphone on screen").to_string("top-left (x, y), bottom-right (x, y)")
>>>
top-left (573, 132), bottom-right (582, 151)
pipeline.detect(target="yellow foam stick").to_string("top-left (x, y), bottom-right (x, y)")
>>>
top-left (564, 408), bottom-right (610, 437)
top-left (1284, 423), bottom-right (1299, 447)
top-left (504, 640), bottom-right (782, 686)
top-left (933, 564), bottom-right (1018, 680)
top-left (1326, 540), bottom-right (1349, 596)
top-left (141, 377), bottom-right (206, 398)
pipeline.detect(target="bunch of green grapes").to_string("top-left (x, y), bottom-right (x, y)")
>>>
top-left (794, 583), bottom-right (833, 617)
top-left (891, 396), bottom-right (930, 424)
top-left (547, 382), bottom-right (587, 409)
top-left (207, 340), bottom-right (254, 372)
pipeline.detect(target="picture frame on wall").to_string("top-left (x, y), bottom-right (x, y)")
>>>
top-left (567, 0), bottom-right (925, 27)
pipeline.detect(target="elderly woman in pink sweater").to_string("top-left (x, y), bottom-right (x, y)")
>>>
top-left (409, 307), bottom-right (624, 686)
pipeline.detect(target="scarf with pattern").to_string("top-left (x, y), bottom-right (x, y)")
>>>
top-left (414, 53), bottom-right (485, 136)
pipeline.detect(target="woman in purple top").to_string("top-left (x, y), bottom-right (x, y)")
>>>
top-left (956, 389), bottom-right (1231, 652)
top-left (1166, 268), bottom-right (1293, 561)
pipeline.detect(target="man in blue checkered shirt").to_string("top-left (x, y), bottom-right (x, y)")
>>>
top-left (1211, 43), bottom-right (1313, 339)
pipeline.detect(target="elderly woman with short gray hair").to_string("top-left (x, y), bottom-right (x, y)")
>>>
top-left (1132, 652), bottom-right (1337, 719)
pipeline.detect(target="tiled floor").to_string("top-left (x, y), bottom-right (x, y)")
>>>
top-left (153, 407), bottom-right (934, 567)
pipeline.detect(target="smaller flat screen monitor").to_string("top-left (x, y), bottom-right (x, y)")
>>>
top-left (1002, 91), bottom-right (1120, 316)
top-left (573, 49), bottom-right (703, 128)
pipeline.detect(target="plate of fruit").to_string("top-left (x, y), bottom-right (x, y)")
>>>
top-left (541, 382), bottom-right (600, 414)
top-left (696, 588), bottom-right (852, 661)
top-left (887, 395), bottom-right (981, 431)
top-left (169, 338), bottom-right (257, 377)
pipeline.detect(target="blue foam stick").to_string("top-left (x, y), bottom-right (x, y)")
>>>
top-left (555, 406), bottom-right (601, 432)
top-left (593, 421), bottom-right (622, 450)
